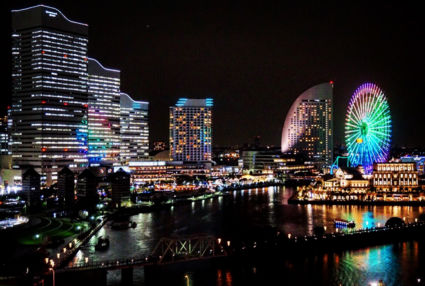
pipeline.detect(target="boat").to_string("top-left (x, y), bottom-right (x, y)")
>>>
top-left (95, 236), bottom-right (110, 251)
top-left (334, 219), bottom-right (356, 228)
top-left (111, 220), bottom-right (137, 230)
top-left (111, 220), bottom-right (131, 230)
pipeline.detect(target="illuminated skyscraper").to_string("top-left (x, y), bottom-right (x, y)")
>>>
top-left (87, 58), bottom-right (120, 166)
top-left (281, 83), bottom-right (333, 168)
top-left (169, 98), bottom-right (213, 162)
top-left (120, 93), bottom-right (149, 164)
top-left (0, 116), bottom-right (9, 155)
top-left (10, 5), bottom-right (89, 185)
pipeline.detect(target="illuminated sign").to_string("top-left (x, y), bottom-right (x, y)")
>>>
top-left (45, 10), bottom-right (58, 17)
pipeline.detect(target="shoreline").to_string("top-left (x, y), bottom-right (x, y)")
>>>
top-left (288, 198), bottom-right (425, 206)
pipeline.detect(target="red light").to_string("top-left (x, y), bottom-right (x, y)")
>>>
top-left (83, 104), bottom-right (88, 108)
top-left (7, 106), bottom-right (11, 110)
top-left (41, 148), bottom-right (47, 152)
top-left (330, 81), bottom-right (334, 85)
top-left (41, 50), bottom-right (45, 54)
top-left (64, 148), bottom-right (68, 152)
top-left (41, 100), bottom-right (46, 104)
top-left (64, 54), bottom-right (67, 58)
top-left (84, 57), bottom-right (88, 61)
top-left (64, 102), bottom-right (68, 106)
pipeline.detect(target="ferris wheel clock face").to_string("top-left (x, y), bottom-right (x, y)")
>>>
top-left (345, 83), bottom-right (392, 173)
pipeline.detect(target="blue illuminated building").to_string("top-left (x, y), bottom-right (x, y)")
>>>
top-left (169, 98), bottom-right (213, 162)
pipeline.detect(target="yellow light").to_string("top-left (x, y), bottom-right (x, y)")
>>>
top-left (356, 138), bottom-right (363, 144)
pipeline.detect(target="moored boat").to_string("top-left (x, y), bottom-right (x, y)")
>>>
top-left (95, 236), bottom-right (110, 251)
top-left (334, 219), bottom-right (356, 228)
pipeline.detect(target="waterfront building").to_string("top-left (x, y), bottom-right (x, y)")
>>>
top-left (324, 167), bottom-right (370, 193)
top-left (129, 161), bottom-right (211, 186)
top-left (22, 167), bottom-right (41, 207)
top-left (281, 82), bottom-right (333, 169)
top-left (400, 156), bottom-right (425, 175)
top-left (372, 162), bottom-right (419, 193)
top-left (87, 58), bottom-right (121, 167)
top-left (169, 98), bottom-right (213, 162)
top-left (110, 168), bottom-right (130, 208)
top-left (120, 93), bottom-right (149, 165)
top-left (57, 167), bottom-right (75, 208)
top-left (10, 5), bottom-right (89, 185)
top-left (76, 169), bottom-right (98, 208)
top-left (241, 149), bottom-right (314, 175)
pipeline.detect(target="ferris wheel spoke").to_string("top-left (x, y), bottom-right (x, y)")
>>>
top-left (370, 117), bottom-right (390, 128)
top-left (350, 106), bottom-right (363, 123)
top-left (368, 100), bottom-right (389, 124)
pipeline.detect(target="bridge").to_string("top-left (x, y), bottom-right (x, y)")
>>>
top-left (44, 220), bottom-right (425, 285)
top-left (50, 235), bottom-right (227, 285)
top-left (58, 234), bottom-right (226, 272)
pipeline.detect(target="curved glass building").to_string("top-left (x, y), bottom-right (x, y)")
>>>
top-left (281, 82), bottom-right (333, 168)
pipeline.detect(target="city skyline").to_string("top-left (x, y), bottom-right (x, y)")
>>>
top-left (1, 1), bottom-right (425, 147)
top-left (2, 3), bottom-right (425, 285)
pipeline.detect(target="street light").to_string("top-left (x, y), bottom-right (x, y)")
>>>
top-left (49, 267), bottom-right (55, 286)
top-left (184, 274), bottom-right (189, 286)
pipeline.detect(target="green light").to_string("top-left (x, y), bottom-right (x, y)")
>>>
top-left (345, 83), bottom-right (391, 173)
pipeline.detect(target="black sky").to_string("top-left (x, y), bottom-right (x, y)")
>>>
top-left (1, 1), bottom-right (425, 147)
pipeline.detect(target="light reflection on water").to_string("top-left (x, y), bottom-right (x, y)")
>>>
top-left (72, 186), bottom-right (425, 285)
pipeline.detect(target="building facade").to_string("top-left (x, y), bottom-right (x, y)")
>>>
top-left (281, 82), bottom-right (333, 169)
top-left (372, 162), bottom-right (419, 192)
top-left (169, 98), bottom-right (213, 162)
top-left (110, 168), bottom-right (130, 207)
top-left (57, 166), bottom-right (75, 208)
top-left (400, 156), bottom-right (425, 175)
top-left (87, 58), bottom-right (121, 166)
top-left (120, 93), bottom-right (149, 164)
top-left (22, 167), bottom-right (41, 207)
top-left (11, 5), bottom-right (89, 185)
top-left (129, 161), bottom-right (211, 186)
top-left (0, 116), bottom-right (9, 155)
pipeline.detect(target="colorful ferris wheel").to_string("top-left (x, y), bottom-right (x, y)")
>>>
top-left (345, 83), bottom-right (392, 173)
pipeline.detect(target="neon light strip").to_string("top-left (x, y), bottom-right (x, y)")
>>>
top-left (120, 92), bottom-right (149, 105)
top-left (12, 4), bottom-right (88, 27)
top-left (88, 57), bottom-right (120, 73)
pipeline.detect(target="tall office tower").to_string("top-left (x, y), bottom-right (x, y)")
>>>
top-left (169, 98), bottom-right (213, 162)
top-left (11, 5), bottom-right (89, 185)
top-left (87, 58), bottom-right (120, 167)
top-left (281, 82), bottom-right (333, 168)
top-left (120, 93), bottom-right (149, 165)
top-left (0, 116), bottom-right (9, 155)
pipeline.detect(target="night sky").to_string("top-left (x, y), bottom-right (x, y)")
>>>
top-left (1, 1), bottom-right (425, 147)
